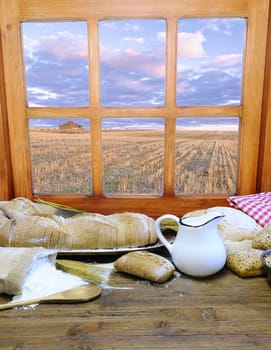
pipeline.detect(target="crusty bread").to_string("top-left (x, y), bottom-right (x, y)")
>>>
top-left (62, 214), bottom-right (118, 249)
top-left (226, 248), bottom-right (265, 278)
top-left (0, 219), bottom-right (13, 246)
top-left (0, 199), bottom-right (157, 250)
top-left (61, 212), bottom-right (157, 249)
top-left (9, 215), bottom-right (72, 249)
top-left (114, 250), bottom-right (175, 283)
top-left (224, 240), bottom-right (252, 255)
top-left (252, 224), bottom-right (271, 250)
top-left (209, 206), bottom-right (261, 241)
top-left (184, 206), bottom-right (261, 242)
top-left (0, 212), bottom-right (10, 227)
top-left (0, 197), bottom-right (45, 219)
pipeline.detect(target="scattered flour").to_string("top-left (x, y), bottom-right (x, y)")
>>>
top-left (12, 260), bottom-right (87, 305)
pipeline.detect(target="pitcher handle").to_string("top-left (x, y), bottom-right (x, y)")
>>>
top-left (155, 214), bottom-right (180, 254)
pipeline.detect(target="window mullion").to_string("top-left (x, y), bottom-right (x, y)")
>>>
top-left (88, 19), bottom-right (103, 195)
top-left (164, 18), bottom-right (178, 195)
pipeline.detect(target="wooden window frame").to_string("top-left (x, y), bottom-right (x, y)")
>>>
top-left (0, 0), bottom-right (270, 217)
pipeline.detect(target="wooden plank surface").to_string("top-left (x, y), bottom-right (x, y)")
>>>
top-left (0, 252), bottom-right (270, 349)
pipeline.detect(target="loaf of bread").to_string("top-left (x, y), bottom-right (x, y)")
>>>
top-left (114, 251), bottom-right (175, 283)
top-left (0, 198), bottom-right (157, 250)
top-left (252, 224), bottom-right (271, 250)
top-left (224, 240), bottom-right (252, 255)
top-left (182, 206), bottom-right (261, 242)
top-left (226, 248), bottom-right (265, 278)
top-left (0, 197), bottom-right (47, 219)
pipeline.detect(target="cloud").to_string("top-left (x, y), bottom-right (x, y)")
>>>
top-left (202, 54), bottom-right (243, 67)
top-left (176, 68), bottom-right (242, 106)
top-left (38, 31), bottom-right (88, 61)
top-left (178, 31), bottom-right (206, 58)
top-left (123, 37), bottom-right (145, 44)
top-left (124, 48), bottom-right (142, 56)
top-left (23, 29), bottom-right (89, 107)
top-left (100, 44), bottom-right (166, 106)
top-left (159, 30), bottom-right (207, 58)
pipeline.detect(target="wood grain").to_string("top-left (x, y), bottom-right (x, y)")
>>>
top-left (0, 256), bottom-right (270, 349)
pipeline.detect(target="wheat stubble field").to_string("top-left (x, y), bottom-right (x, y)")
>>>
top-left (29, 128), bottom-right (238, 195)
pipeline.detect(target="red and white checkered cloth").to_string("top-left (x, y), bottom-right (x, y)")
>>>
top-left (228, 192), bottom-right (271, 227)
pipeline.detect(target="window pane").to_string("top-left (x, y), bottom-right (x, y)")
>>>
top-left (29, 118), bottom-right (92, 194)
top-left (177, 18), bottom-right (246, 106)
top-left (102, 118), bottom-right (164, 194)
top-left (100, 20), bottom-right (166, 107)
top-left (175, 117), bottom-right (239, 194)
top-left (22, 22), bottom-right (89, 107)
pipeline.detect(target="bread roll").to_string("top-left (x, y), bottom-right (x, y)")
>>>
top-left (224, 240), bottom-right (252, 255)
top-left (252, 224), bottom-right (271, 250)
top-left (226, 248), bottom-right (265, 278)
top-left (114, 251), bottom-right (175, 283)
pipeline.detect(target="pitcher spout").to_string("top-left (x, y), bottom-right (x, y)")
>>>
top-left (180, 210), bottom-right (225, 228)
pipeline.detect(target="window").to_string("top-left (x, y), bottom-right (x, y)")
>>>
top-left (175, 117), bottom-right (239, 194)
top-left (100, 19), bottom-right (166, 107)
top-left (28, 118), bottom-right (92, 194)
top-left (0, 0), bottom-right (269, 216)
top-left (176, 18), bottom-right (245, 106)
top-left (22, 21), bottom-right (89, 107)
top-left (102, 118), bottom-right (164, 195)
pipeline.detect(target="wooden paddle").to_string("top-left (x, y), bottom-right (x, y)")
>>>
top-left (0, 284), bottom-right (102, 311)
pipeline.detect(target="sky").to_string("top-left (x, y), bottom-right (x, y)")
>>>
top-left (23, 18), bottom-right (245, 130)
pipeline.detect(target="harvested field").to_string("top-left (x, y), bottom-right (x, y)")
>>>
top-left (29, 128), bottom-right (238, 195)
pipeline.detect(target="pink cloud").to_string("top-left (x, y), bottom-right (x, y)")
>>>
top-left (203, 54), bottom-right (242, 67)
top-left (178, 31), bottom-right (206, 58)
top-left (101, 45), bottom-right (165, 78)
top-left (39, 31), bottom-right (88, 61)
top-left (124, 48), bottom-right (142, 56)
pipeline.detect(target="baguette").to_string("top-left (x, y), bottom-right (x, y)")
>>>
top-left (0, 199), bottom-right (158, 249)
top-left (10, 215), bottom-right (72, 249)
top-left (114, 251), bottom-right (175, 283)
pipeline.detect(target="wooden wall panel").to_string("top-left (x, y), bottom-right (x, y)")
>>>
top-left (238, 0), bottom-right (270, 194)
top-left (0, 0), bottom-right (32, 198)
top-left (258, 4), bottom-right (271, 192)
top-left (0, 28), bottom-right (13, 200)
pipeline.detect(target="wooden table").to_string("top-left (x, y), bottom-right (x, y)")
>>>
top-left (0, 250), bottom-right (271, 350)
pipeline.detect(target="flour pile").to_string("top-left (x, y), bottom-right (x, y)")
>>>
top-left (12, 259), bottom-right (87, 304)
top-left (0, 247), bottom-right (87, 306)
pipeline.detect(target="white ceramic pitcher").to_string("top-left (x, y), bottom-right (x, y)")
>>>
top-left (155, 211), bottom-right (226, 277)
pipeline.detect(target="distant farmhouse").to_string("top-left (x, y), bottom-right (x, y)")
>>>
top-left (58, 120), bottom-right (84, 131)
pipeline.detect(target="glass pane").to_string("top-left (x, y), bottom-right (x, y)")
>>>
top-left (177, 18), bottom-right (246, 106)
top-left (29, 118), bottom-right (92, 194)
top-left (175, 117), bottom-right (239, 194)
top-left (100, 20), bottom-right (166, 107)
top-left (22, 22), bottom-right (89, 107)
top-left (102, 118), bottom-right (164, 194)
